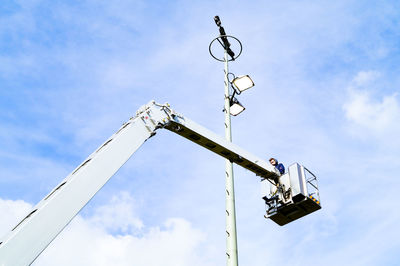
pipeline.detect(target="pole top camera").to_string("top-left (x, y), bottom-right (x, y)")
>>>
top-left (214, 16), bottom-right (221, 27)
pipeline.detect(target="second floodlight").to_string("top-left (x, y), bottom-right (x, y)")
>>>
top-left (230, 97), bottom-right (245, 116)
top-left (232, 75), bottom-right (254, 93)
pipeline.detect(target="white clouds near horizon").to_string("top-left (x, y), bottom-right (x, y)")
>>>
top-left (0, 193), bottom-right (212, 266)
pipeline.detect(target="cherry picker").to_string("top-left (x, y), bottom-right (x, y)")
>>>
top-left (0, 101), bottom-right (321, 266)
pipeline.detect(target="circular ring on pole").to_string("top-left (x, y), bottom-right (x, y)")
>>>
top-left (209, 35), bottom-right (243, 62)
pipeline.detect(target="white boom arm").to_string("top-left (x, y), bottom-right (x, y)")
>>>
top-left (0, 101), bottom-right (278, 266)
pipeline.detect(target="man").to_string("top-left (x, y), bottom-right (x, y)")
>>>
top-left (263, 157), bottom-right (285, 207)
top-left (269, 157), bottom-right (285, 175)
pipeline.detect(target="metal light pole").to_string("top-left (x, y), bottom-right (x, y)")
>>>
top-left (209, 16), bottom-right (244, 266)
top-left (223, 49), bottom-right (239, 266)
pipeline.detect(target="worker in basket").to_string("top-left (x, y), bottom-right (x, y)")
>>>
top-left (263, 157), bottom-right (285, 206)
top-left (269, 157), bottom-right (285, 175)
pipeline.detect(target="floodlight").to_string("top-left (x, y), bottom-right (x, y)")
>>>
top-left (230, 97), bottom-right (245, 116)
top-left (232, 75), bottom-right (254, 92)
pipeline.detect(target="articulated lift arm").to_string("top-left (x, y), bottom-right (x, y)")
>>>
top-left (0, 101), bottom-right (280, 266)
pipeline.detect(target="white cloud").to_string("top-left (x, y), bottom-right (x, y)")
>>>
top-left (343, 71), bottom-right (400, 139)
top-left (36, 217), bottom-right (208, 266)
top-left (352, 70), bottom-right (381, 87)
top-left (0, 193), bottom-right (212, 266)
top-left (344, 90), bottom-right (400, 131)
top-left (87, 191), bottom-right (143, 233)
top-left (0, 198), bottom-right (32, 237)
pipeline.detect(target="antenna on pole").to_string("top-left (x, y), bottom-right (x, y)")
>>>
top-left (213, 16), bottom-right (236, 60)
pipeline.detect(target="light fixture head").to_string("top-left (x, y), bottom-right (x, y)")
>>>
top-left (230, 97), bottom-right (245, 116)
top-left (232, 75), bottom-right (254, 92)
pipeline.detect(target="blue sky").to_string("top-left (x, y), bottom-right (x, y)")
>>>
top-left (1, 0), bottom-right (400, 265)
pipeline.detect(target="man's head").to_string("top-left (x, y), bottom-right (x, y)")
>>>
top-left (269, 158), bottom-right (277, 166)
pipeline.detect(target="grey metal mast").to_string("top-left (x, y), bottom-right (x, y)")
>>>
top-left (209, 15), bottom-right (241, 266)
top-left (223, 48), bottom-right (239, 266)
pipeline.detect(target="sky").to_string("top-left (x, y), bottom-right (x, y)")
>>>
top-left (1, 0), bottom-right (400, 265)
